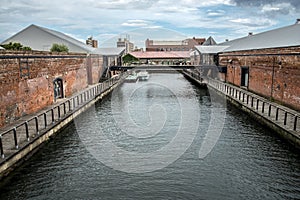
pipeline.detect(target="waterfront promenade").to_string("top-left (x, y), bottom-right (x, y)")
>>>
top-left (182, 70), bottom-right (300, 148)
top-left (0, 74), bottom-right (125, 178)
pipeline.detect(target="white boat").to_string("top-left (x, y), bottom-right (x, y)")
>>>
top-left (137, 71), bottom-right (150, 81)
top-left (125, 74), bottom-right (138, 82)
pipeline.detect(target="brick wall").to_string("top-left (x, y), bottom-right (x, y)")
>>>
top-left (219, 46), bottom-right (300, 111)
top-left (0, 51), bottom-right (103, 127)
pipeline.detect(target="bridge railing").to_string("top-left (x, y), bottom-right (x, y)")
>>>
top-left (0, 74), bottom-right (125, 159)
top-left (208, 78), bottom-right (299, 133)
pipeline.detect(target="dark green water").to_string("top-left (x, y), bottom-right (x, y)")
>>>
top-left (0, 73), bottom-right (299, 199)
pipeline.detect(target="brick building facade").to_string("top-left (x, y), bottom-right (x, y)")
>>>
top-left (196, 20), bottom-right (300, 111)
top-left (0, 51), bottom-right (103, 127)
top-left (218, 47), bottom-right (300, 111)
top-left (145, 37), bottom-right (205, 52)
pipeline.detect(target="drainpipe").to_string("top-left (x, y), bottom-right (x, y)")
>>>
top-left (270, 57), bottom-right (275, 100)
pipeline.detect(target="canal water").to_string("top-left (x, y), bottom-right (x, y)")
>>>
top-left (0, 72), bottom-right (299, 199)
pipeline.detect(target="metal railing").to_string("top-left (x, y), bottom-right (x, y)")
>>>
top-left (208, 78), bottom-right (299, 133)
top-left (0, 74), bottom-right (124, 159)
top-left (182, 69), bottom-right (204, 83)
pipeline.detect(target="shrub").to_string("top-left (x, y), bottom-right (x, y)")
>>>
top-left (50, 43), bottom-right (69, 52)
top-left (0, 42), bottom-right (32, 50)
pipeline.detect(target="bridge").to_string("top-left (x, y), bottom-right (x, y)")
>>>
top-left (109, 65), bottom-right (195, 71)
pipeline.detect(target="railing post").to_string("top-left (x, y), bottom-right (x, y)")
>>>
top-left (58, 105), bottom-right (61, 119)
top-left (69, 100), bottom-right (72, 111)
top-left (25, 122), bottom-right (30, 141)
top-left (63, 103), bottom-right (66, 115)
top-left (294, 116), bottom-right (298, 131)
top-left (51, 109), bottom-right (54, 123)
top-left (44, 112), bottom-right (47, 128)
top-left (251, 97), bottom-right (254, 107)
top-left (256, 99), bottom-right (259, 110)
top-left (0, 134), bottom-right (4, 158)
top-left (276, 107), bottom-right (279, 121)
top-left (13, 127), bottom-right (18, 149)
top-left (72, 98), bottom-right (75, 110)
top-left (268, 105), bottom-right (272, 117)
top-left (35, 116), bottom-right (39, 134)
top-left (262, 102), bottom-right (265, 113)
top-left (284, 112), bottom-right (288, 125)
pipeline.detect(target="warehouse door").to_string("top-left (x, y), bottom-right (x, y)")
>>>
top-left (241, 67), bottom-right (249, 87)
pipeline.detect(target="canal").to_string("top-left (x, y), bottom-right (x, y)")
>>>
top-left (0, 72), bottom-right (299, 199)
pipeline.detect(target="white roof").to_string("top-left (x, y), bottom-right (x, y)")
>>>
top-left (220, 22), bottom-right (300, 52)
top-left (1, 24), bottom-right (94, 53)
top-left (92, 47), bottom-right (125, 56)
top-left (0, 46), bottom-right (4, 50)
top-left (152, 40), bottom-right (185, 45)
top-left (195, 45), bottom-right (229, 54)
top-left (37, 25), bottom-right (94, 52)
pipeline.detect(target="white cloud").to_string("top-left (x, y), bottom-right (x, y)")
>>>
top-left (0, 0), bottom-right (298, 47)
top-left (121, 20), bottom-right (151, 27)
top-left (261, 3), bottom-right (294, 15)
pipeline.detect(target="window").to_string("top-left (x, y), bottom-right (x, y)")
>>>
top-left (241, 66), bottom-right (249, 87)
top-left (53, 78), bottom-right (64, 100)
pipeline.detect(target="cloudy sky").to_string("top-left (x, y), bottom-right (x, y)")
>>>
top-left (0, 0), bottom-right (299, 48)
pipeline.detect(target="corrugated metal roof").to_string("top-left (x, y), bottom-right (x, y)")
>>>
top-left (92, 47), bottom-right (125, 56)
top-left (36, 25), bottom-right (94, 53)
top-left (129, 51), bottom-right (191, 59)
top-left (220, 23), bottom-right (300, 52)
top-left (1, 24), bottom-right (94, 53)
top-left (195, 45), bottom-right (229, 54)
top-left (202, 36), bottom-right (217, 46)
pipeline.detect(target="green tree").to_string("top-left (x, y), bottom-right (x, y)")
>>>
top-left (50, 43), bottom-right (69, 52)
top-left (0, 42), bottom-right (32, 50)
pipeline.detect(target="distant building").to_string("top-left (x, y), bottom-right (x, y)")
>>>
top-left (202, 36), bottom-right (217, 46)
top-left (117, 38), bottom-right (134, 54)
top-left (191, 36), bottom-right (218, 65)
top-left (1, 24), bottom-right (94, 53)
top-left (86, 36), bottom-right (98, 48)
top-left (128, 51), bottom-right (191, 65)
top-left (145, 37), bottom-right (205, 52)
